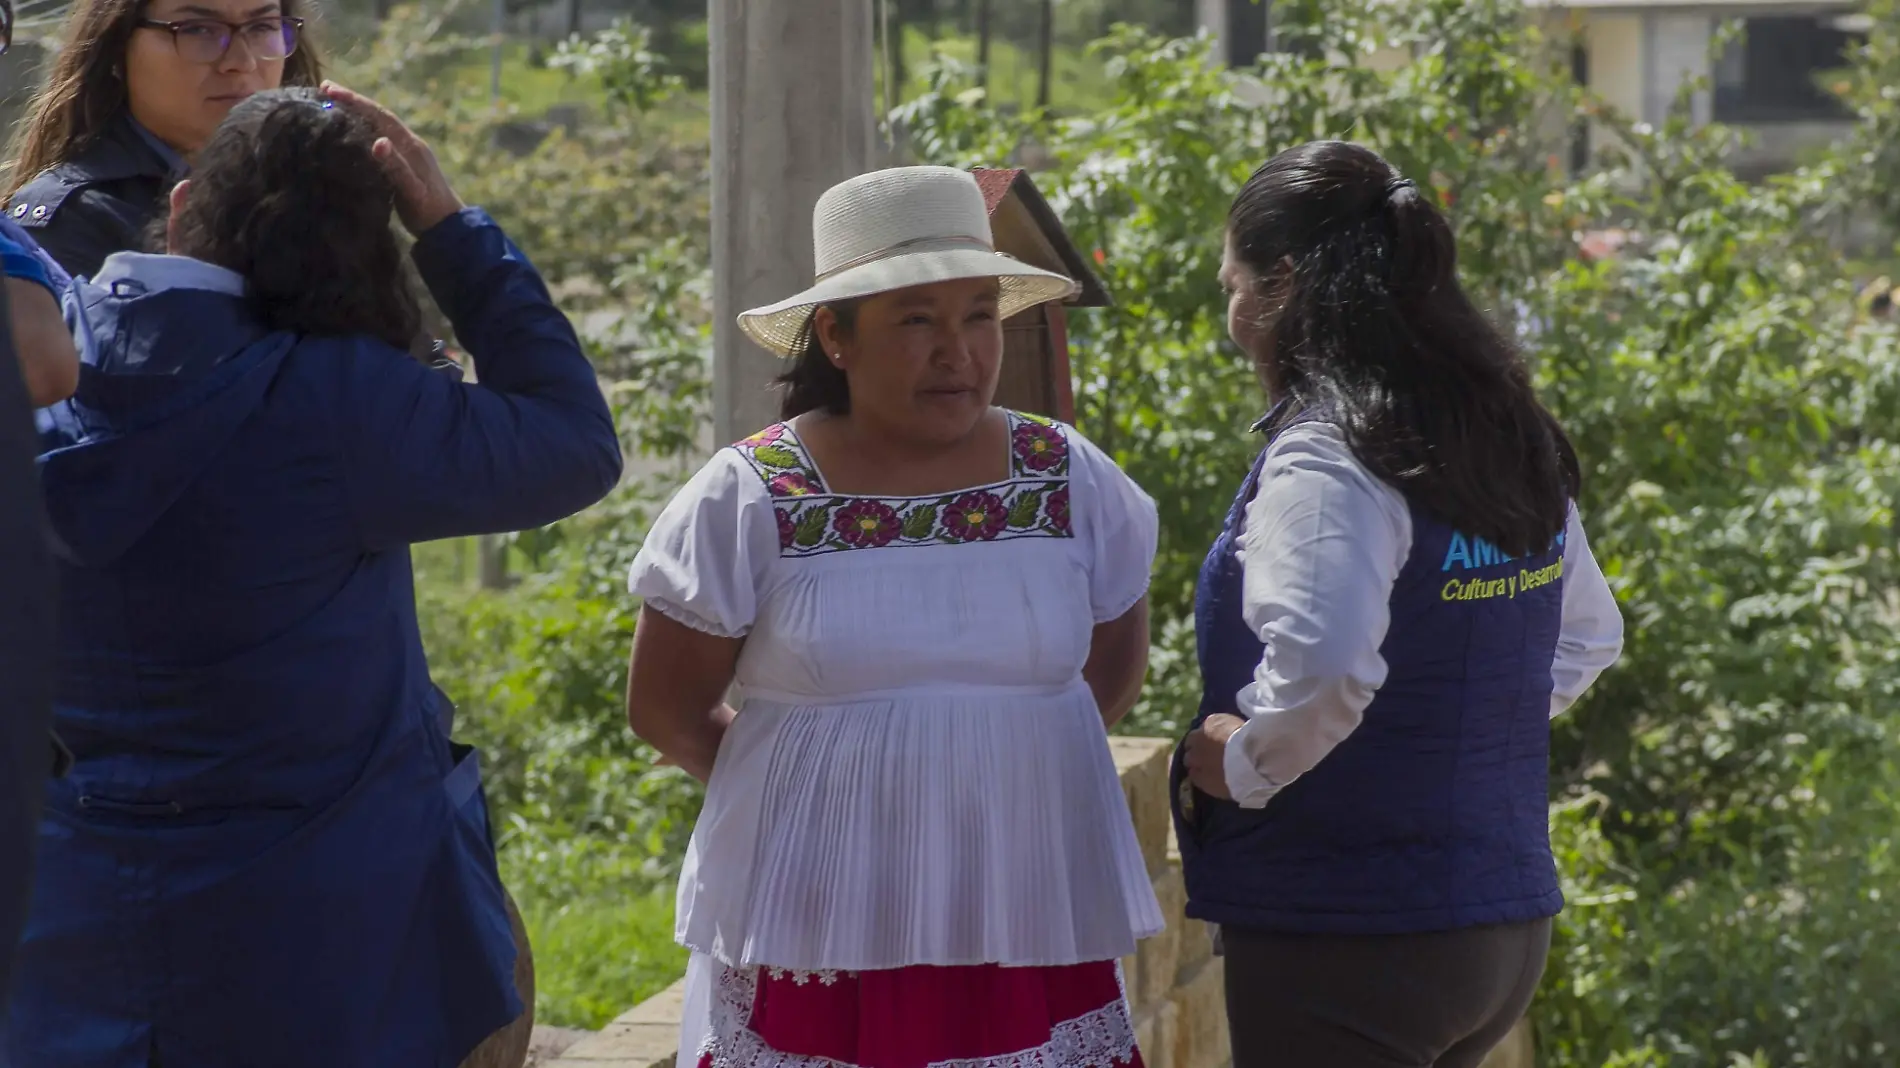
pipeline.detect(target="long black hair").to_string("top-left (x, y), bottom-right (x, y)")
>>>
top-left (165, 88), bottom-right (420, 351)
top-left (775, 301), bottom-right (859, 420)
top-left (1229, 140), bottom-right (1580, 556)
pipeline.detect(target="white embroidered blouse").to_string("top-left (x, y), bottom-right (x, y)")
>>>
top-left (628, 411), bottom-right (1166, 972)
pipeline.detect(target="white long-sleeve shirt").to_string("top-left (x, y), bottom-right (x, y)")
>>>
top-left (1221, 422), bottom-right (1625, 809)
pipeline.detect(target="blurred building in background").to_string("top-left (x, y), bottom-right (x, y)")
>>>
top-left (1527, 0), bottom-right (1865, 178)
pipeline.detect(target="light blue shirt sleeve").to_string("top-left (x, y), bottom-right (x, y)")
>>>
top-left (1221, 422), bottom-right (1625, 809)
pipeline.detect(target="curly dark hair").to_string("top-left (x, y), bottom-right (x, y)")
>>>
top-left (166, 87), bottom-right (418, 350)
top-left (1229, 140), bottom-right (1580, 557)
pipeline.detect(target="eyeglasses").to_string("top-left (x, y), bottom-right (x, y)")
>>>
top-left (135, 15), bottom-right (303, 64)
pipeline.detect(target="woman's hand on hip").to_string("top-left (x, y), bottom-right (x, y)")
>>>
top-left (1184, 713), bottom-right (1246, 800)
top-left (320, 81), bottom-right (466, 236)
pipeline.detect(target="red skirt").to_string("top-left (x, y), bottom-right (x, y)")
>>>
top-left (695, 960), bottom-right (1143, 1068)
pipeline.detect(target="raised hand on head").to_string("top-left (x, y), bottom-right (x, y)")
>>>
top-left (320, 81), bottom-right (465, 236)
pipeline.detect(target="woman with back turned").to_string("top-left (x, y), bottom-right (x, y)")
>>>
top-left (1174, 141), bottom-right (1624, 1067)
top-left (9, 86), bottom-right (621, 1067)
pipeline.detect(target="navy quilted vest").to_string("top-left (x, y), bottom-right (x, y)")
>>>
top-left (1172, 410), bottom-right (1567, 934)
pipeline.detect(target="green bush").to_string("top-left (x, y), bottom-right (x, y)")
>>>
top-left (510, 885), bottom-right (688, 1032)
top-left (1544, 755), bottom-right (1900, 1066)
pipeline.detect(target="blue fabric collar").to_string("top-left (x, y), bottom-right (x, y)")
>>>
top-left (91, 252), bottom-right (246, 298)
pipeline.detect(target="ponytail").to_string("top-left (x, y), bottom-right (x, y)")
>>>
top-left (1380, 181), bottom-right (1457, 300)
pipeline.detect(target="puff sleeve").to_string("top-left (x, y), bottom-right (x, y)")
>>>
top-left (627, 448), bottom-right (782, 639)
top-left (1065, 425), bottom-right (1159, 623)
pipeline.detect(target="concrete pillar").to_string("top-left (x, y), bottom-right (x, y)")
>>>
top-left (1196, 0), bottom-right (1228, 65)
top-left (1197, 0), bottom-right (1275, 68)
top-left (710, 0), bottom-right (876, 445)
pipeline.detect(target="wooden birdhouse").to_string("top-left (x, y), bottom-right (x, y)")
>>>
top-left (972, 168), bottom-right (1112, 424)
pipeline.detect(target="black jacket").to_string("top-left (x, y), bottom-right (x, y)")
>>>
top-left (7, 114), bottom-right (177, 279)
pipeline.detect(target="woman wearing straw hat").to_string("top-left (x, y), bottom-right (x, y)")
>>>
top-left (625, 165), bottom-right (1161, 1066)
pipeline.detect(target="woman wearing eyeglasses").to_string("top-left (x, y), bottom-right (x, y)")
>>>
top-left (3, 0), bottom-right (318, 278)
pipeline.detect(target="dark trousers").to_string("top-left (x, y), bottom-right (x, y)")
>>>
top-left (1220, 918), bottom-right (1551, 1068)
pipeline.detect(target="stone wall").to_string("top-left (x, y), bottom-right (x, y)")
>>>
top-left (1109, 738), bottom-right (1229, 1068)
top-left (545, 737), bottom-right (1532, 1068)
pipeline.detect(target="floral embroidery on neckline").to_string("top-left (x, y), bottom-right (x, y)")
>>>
top-left (732, 411), bottom-right (1074, 557)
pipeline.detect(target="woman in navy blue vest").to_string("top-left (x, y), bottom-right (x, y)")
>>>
top-left (1174, 140), bottom-right (1624, 1067)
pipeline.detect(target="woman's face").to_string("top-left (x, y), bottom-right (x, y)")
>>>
top-left (124, 0), bottom-right (289, 156)
top-left (1220, 236), bottom-right (1277, 362)
top-left (819, 278), bottom-right (1004, 446)
top-left (1223, 234), bottom-right (1299, 397)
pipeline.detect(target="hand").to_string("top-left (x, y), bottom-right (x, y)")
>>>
top-left (320, 81), bottom-right (465, 236)
top-left (1183, 713), bottom-right (1246, 801)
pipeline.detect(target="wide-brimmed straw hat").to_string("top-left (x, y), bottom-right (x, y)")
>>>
top-left (737, 166), bottom-right (1081, 357)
